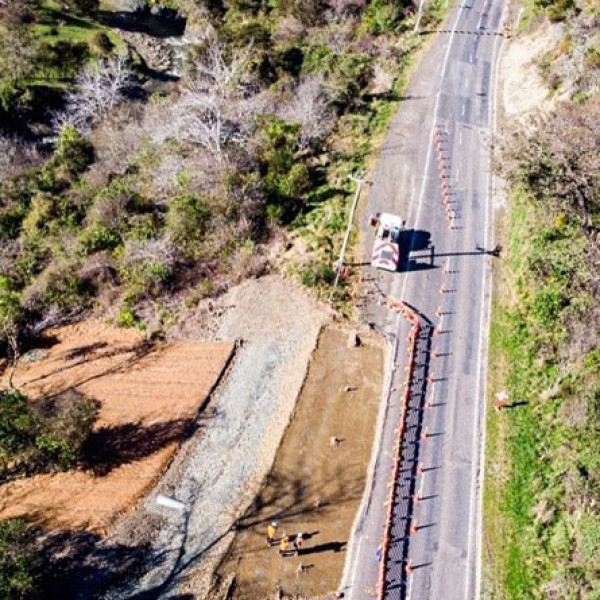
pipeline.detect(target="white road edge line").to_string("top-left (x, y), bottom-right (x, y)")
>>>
top-left (463, 1), bottom-right (507, 599)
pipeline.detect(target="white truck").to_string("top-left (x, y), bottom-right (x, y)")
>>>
top-left (370, 212), bottom-right (405, 272)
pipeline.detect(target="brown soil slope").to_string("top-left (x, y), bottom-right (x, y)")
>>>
top-left (0, 321), bottom-right (233, 532)
top-left (210, 326), bottom-right (384, 600)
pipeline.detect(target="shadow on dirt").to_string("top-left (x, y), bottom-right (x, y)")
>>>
top-left (36, 529), bottom-right (157, 600)
top-left (24, 340), bottom-right (156, 394)
top-left (298, 541), bottom-right (346, 555)
top-left (235, 466), bottom-right (365, 535)
top-left (84, 418), bottom-right (191, 476)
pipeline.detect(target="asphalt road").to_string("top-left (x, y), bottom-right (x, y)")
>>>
top-left (341, 1), bottom-right (506, 599)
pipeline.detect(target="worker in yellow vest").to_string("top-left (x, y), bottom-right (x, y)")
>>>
top-left (267, 521), bottom-right (279, 546)
top-left (279, 534), bottom-right (292, 557)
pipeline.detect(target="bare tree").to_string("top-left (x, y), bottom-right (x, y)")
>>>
top-left (282, 74), bottom-right (335, 150)
top-left (172, 41), bottom-right (254, 159)
top-left (0, 135), bottom-right (40, 183)
top-left (272, 16), bottom-right (306, 45)
top-left (326, 0), bottom-right (366, 18)
top-left (499, 96), bottom-right (600, 235)
top-left (121, 237), bottom-right (179, 270)
top-left (54, 55), bottom-right (134, 133)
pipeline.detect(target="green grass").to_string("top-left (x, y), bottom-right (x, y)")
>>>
top-left (34, 1), bottom-right (127, 54)
top-left (484, 184), bottom-right (600, 600)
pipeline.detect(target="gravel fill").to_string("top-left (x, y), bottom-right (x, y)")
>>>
top-left (103, 276), bottom-right (328, 599)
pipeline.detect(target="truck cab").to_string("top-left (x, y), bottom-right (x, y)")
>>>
top-left (370, 213), bottom-right (405, 272)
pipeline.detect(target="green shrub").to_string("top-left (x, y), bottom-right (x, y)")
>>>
top-left (36, 166), bottom-right (59, 193)
top-left (300, 261), bottom-right (334, 287)
top-left (79, 225), bottom-right (122, 254)
top-left (223, 0), bottom-right (265, 12)
top-left (93, 31), bottom-right (114, 54)
top-left (55, 127), bottom-right (94, 177)
top-left (165, 194), bottom-right (212, 258)
top-left (21, 193), bottom-right (55, 236)
top-left (530, 287), bottom-right (567, 326)
top-left (37, 40), bottom-right (90, 80)
top-left (116, 306), bottom-right (137, 327)
top-left (222, 12), bottom-right (272, 48)
top-left (120, 260), bottom-right (172, 301)
top-left (534, 0), bottom-right (576, 21)
top-left (0, 204), bottom-right (28, 240)
top-left (0, 519), bottom-right (36, 600)
top-left (0, 389), bottom-right (98, 478)
top-left (0, 391), bottom-right (35, 462)
top-left (32, 391), bottom-right (98, 470)
top-left (363, 0), bottom-right (404, 34)
top-left (287, 0), bottom-right (327, 26)
top-left (61, 0), bottom-right (99, 16)
top-left (0, 172), bottom-right (38, 239)
top-left (257, 117), bottom-right (312, 222)
top-left (329, 52), bottom-right (372, 106)
top-left (302, 46), bottom-right (334, 74)
top-left (42, 273), bottom-right (85, 309)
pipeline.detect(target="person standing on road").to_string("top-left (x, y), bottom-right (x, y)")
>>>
top-left (267, 521), bottom-right (279, 546)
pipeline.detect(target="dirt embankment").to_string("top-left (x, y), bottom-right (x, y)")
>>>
top-left (0, 321), bottom-right (233, 532)
top-left (499, 22), bottom-right (563, 118)
top-left (205, 325), bottom-right (384, 600)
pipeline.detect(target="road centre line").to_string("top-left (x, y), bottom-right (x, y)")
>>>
top-left (400, 0), bottom-right (467, 304)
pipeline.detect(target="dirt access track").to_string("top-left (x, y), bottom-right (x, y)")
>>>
top-left (0, 321), bottom-right (233, 532)
top-left (205, 326), bottom-right (384, 600)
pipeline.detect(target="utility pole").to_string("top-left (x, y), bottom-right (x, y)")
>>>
top-left (334, 173), bottom-right (365, 287)
top-left (414, 0), bottom-right (426, 32)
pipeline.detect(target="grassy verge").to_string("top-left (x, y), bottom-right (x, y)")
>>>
top-left (484, 185), bottom-right (600, 599)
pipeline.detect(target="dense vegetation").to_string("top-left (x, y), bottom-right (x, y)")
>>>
top-left (0, 0), bottom-right (446, 358)
top-left (0, 389), bottom-right (98, 481)
top-left (486, 2), bottom-right (599, 598)
top-left (0, 519), bottom-right (37, 600)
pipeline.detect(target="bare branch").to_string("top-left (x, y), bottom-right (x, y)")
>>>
top-left (53, 55), bottom-right (134, 133)
top-left (122, 237), bottom-right (180, 269)
top-left (169, 41), bottom-right (255, 159)
top-left (282, 74), bottom-right (335, 150)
